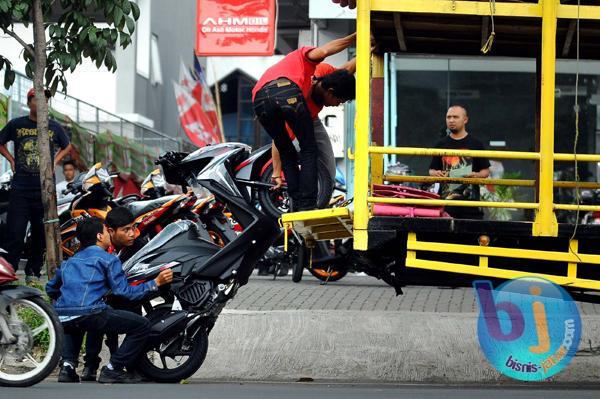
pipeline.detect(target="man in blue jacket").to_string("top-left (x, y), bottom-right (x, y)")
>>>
top-left (46, 217), bottom-right (173, 384)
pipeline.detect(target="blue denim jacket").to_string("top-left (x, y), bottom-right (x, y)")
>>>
top-left (46, 245), bottom-right (157, 316)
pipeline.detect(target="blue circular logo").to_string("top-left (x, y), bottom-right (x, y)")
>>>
top-left (474, 277), bottom-right (581, 381)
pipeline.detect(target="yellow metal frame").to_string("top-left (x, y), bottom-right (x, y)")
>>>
top-left (351, 0), bottom-right (600, 251)
top-left (281, 207), bottom-right (353, 244)
top-left (280, 0), bottom-right (600, 290)
top-left (406, 233), bottom-right (600, 291)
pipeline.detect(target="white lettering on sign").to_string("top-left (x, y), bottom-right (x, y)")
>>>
top-left (202, 17), bottom-right (269, 26)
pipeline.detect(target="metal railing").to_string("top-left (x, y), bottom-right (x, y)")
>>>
top-left (3, 71), bottom-right (182, 153)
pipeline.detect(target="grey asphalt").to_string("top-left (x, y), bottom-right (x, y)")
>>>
top-left (4, 382), bottom-right (600, 399)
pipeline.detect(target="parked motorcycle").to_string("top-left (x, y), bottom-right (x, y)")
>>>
top-left (120, 143), bottom-right (281, 383)
top-left (60, 165), bottom-right (201, 256)
top-left (580, 188), bottom-right (600, 225)
top-left (0, 249), bottom-right (63, 387)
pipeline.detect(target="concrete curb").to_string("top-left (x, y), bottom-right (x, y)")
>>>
top-left (192, 310), bottom-right (600, 383)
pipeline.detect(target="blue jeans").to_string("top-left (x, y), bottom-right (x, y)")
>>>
top-left (62, 308), bottom-right (151, 370)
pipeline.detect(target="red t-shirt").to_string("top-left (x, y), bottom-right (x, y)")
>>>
top-left (252, 46), bottom-right (320, 101)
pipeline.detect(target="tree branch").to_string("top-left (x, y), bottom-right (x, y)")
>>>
top-left (3, 27), bottom-right (36, 58)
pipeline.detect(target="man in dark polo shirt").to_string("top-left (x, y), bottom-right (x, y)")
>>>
top-left (252, 34), bottom-right (357, 211)
top-left (429, 105), bottom-right (490, 219)
top-left (0, 88), bottom-right (71, 282)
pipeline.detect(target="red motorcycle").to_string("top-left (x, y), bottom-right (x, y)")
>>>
top-left (0, 250), bottom-right (63, 387)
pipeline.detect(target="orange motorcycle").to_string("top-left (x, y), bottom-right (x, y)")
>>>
top-left (60, 163), bottom-right (113, 257)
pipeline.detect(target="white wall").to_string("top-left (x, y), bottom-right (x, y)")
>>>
top-left (0, 24), bottom-right (117, 113)
top-left (205, 56), bottom-right (285, 86)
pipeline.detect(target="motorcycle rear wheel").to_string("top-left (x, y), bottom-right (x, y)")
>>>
top-left (257, 164), bottom-right (331, 220)
top-left (137, 327), bottom-right (209, 383)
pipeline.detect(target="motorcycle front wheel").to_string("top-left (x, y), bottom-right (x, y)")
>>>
top-left (0, 296), bottom-right (63, 387)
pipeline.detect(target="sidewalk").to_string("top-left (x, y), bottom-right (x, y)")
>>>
top-left (191, 275), bottom-right (600, 383)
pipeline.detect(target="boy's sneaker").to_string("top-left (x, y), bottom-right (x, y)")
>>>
top-left (98, 366), bottom-right (141, 384)
top-left (81, 366), bottom-right (97, 382)
top-left (25, 275), bottom-right (40, 285)
top-left (58, 363), bottom-right (80, 383)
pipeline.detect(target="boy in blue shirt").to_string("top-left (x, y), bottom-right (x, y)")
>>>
top-left (46, 218), bottom-right (173, 383)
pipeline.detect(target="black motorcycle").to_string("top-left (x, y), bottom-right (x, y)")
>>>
top-left (121, 143), bottom-right (280, 383)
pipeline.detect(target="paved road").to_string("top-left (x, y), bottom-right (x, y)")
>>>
top-left (228, 273), bottom-right (600, 314)
top-left (6, 382), bottom-right (600, 399)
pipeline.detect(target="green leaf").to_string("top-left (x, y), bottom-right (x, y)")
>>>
top-left (104, 51), bottom-right (113, 70)
top-left (122, 1), bottom-right (131, 15)
top-left (113, 7), bottom-right (123, 28)
top-left (119, 32), bottom-right (129, 47)
top-left (50, 77), bottom-right (59, 95)
top-left (45, 66), bottom-right (54, 84)
top-left (95, 48), bottom-right (106, 68)
top-left (25, 62), bottom-right (34, 79)
top-left (111, 29), bottom-right (118, 43)
top-left (130, 1), bottom-right (140, 20)
top-left (125, 16), bottom-right (135, 34)
top-left (88, 28), bottom-right (97, 45)
top-left (0, 1), bottom-right (10, 13)
top-left (4, 68), bottom-right (15, 89)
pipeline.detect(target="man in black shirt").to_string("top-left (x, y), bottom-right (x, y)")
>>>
top-left (429, 105), bottom-right (490, 219)
top-left (0, 88), bottom-right (71, 282)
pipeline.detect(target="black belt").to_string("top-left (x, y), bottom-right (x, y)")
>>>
top-left (263, 78), bottom-right (292, 88)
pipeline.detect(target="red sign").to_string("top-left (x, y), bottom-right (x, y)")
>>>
top-left (196, 0), bottom-right (276, 56)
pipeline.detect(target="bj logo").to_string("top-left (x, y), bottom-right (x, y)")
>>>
top-left (473, 278), bottom-right (581, 381)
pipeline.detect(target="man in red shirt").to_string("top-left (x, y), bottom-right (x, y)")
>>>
top-left (270, 60), bottom-right (356, 206)
top-left (252, 33), bottom-right (356, 211)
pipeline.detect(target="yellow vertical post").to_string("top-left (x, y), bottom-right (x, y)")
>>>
top-left (533, 0), bottom-right (559, 237)
top-left (567, 239), bottom-right (578, 280)
top-left (353, 0), bottom-right (372, 251)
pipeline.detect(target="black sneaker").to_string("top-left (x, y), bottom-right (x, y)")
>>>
top-left (58, 364), bottom-right (80, 383)
top-left (81, 366), bottom-right (97, 382)
top-left (98, 366), bottom-right (140, 384)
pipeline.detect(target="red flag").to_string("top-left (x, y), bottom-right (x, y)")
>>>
top-left (173, 81), bottom-right (220, 147)
top-left (187, 60), bottom-right (223, 142)
top-left (175, 61), bottom-right (222, 147)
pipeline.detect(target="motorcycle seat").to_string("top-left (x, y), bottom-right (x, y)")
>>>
top-left (126, 195), bottom-right (180, 218)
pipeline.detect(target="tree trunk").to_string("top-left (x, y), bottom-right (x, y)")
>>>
top-left (32, 0), bottom-right (62, 279)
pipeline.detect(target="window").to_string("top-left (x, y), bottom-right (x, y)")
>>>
top-left (150, 34), bottom-right (162, 86)
top-left (135, 0), bottom-right (151, 78)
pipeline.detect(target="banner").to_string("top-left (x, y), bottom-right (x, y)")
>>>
top-left (196, 0), bottom-right (276, 56)
top-left (192, 55), bottom-right (223, 142)
top-left (173, 81), bottom-right (219, 148)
